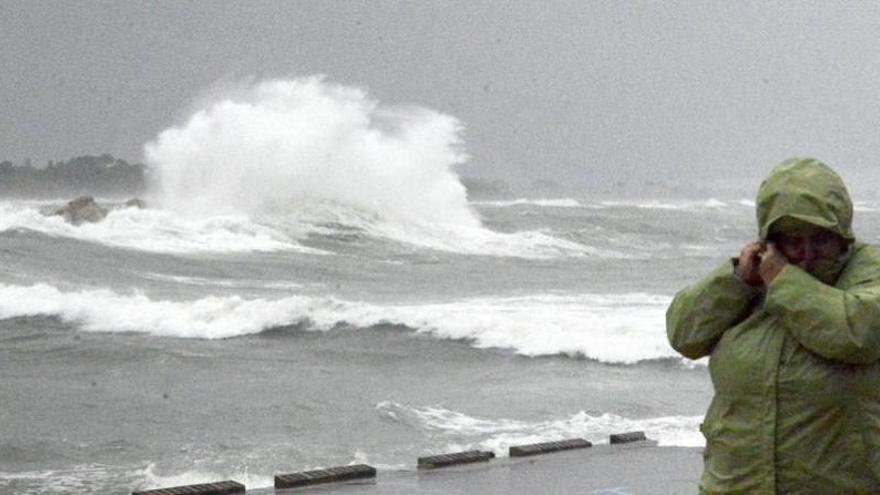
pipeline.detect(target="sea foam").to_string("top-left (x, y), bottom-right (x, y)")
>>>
top-left (0, 201), bottom-right (317, 255)
top-left (376, 401), bottom-right (704, 449)
top-left (0, 282), bottom-right (677, 363)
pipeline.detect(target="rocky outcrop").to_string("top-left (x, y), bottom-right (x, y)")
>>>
top-left (53, 196), bottom-right (108, 225)
top-left (51, 196), bottom-right (150, 225)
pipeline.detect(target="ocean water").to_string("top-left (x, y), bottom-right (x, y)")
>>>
top-left (8, 196), bottom-right (880, 494)
top-left (4, 78), bottom-right (880, 493)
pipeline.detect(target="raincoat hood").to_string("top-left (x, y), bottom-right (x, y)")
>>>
top-left (756, 158), bottom-right (855, 242)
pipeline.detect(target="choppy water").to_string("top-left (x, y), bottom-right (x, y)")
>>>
top-left (5, 194), bottom-right (880, 494)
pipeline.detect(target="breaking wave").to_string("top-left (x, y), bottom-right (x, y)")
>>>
top-left (376, 401), bottom-right (703, 450)
top-left (0, 282), bottom-right (678, 363)
top-left (0, 200), bottom-right (613, 259)
top-left (143, 76), bottom-right (589, 258)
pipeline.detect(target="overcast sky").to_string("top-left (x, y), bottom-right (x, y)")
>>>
top-left (3, 1), bottom-right (880, 195)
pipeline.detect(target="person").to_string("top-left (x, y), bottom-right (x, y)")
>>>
top-left (666, 158), bottom-right (880, 494)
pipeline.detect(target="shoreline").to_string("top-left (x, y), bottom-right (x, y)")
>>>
top-left (142, 443), bottom-right (703, 494)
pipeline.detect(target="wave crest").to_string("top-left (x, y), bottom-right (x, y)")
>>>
top-left (0, 282), bottom-right (678, 363)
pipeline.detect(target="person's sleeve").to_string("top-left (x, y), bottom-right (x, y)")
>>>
top-left (764, 264), bottom-right (880, 364)
top-left (666, 260), bottom-right (759, 359)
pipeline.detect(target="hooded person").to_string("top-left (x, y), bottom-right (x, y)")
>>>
top-left (667, 158), bottom-right (880, 494)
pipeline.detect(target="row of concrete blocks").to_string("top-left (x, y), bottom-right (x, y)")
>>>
top-left (132, 431), bottom-right (647, 494)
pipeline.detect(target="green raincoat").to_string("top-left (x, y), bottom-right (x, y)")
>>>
top-left (667, 158), bottom-right (880, 494)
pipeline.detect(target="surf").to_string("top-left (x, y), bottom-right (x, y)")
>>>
top-left (144, 77), bottom-right (589, 258)
top-left (0, 281), bottom-right (681, 363)
top-left (0, 201), bottom-right (313, 255)
top-left (376, 401), bottom-right (704, 450)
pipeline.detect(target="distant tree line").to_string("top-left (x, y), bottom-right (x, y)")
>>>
top-left (0, 154), bottom-right (148, 198)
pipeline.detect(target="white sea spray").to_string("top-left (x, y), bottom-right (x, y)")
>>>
top-left (143, 77), bottom-right (590, 258)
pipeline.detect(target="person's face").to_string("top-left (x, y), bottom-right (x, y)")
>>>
top-left (772, 227), bottom-right (846, 268)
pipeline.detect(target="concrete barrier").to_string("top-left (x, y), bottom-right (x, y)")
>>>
top-left (610, 431), bottom-right (647, 444)
top-left (417, 450), bottom-right (495, 469)
top-left (133, 432), bottom-right (666, 493)
top-left (509, 438), bottom-right (592, 457)
top-left (131, 480), bottom-right (244, 495)
top-left (275, 464), bottom-right (377, 489)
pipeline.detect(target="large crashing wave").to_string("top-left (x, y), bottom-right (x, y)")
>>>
top-left (147, 76), bottom-right (473, 224)
top-left (145, 77), bottom-right (586, 258)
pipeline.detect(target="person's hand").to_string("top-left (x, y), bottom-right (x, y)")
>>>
top-left (736, 242), bottom-right (764, 287)
top-left (759, 242), bottom-right (789, 284)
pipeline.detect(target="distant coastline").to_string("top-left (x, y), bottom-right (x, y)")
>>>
top-left (0, 154), bottom-right (147, 198)
top-left (0, 153), bottom-right (761, 201)
top-left (0, 154), bottom-right (524, 201)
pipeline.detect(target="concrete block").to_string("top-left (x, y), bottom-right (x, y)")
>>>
top-left (417, 450), bottom-right (495, 469)
top-left (132, 480), bottom-right (244, 495)
top-left (509, 438), bottom-right (592, 457)
top-left (610, 431), bottom-right (647, 444)
top-left (275, 464), bottom-right (376, 489)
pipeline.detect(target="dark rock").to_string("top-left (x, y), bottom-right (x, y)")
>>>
top-left (53, 196), bottom-right (107, 225)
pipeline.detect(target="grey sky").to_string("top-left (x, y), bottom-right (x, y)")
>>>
top-left (3, 1), bottom-right (880, 195)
